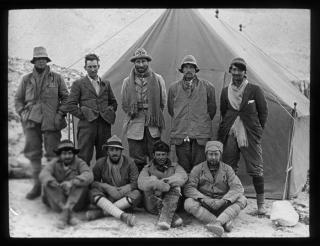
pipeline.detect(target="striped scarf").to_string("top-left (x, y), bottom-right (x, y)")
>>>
top-left (123, 67), bottom-right (165, 129)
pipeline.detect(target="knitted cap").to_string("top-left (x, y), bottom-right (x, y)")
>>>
top-left (153, 140), bottom-right (170, 153)
top-left (102, 135), bottom-right (124, 150)
top-left (130, 48), bottom-right (152, 63)
top-left (31, 46), bottom-right (52, 64)
top-left (179, 55), bottom-right (200, 73)
top-left (205, 141), bottom-right (223, 153)
top-left (229, 57), bottom-right (247, 72)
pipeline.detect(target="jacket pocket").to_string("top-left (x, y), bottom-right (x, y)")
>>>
top-left (54, 113), bottom-right (67, 130)
top-left (28, 104), bottom-right (43, 123)
top-left (80, 106), bottom-right (98, 122)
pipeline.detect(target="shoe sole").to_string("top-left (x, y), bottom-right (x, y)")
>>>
top-left (206, 224), bottom-right (224, 237)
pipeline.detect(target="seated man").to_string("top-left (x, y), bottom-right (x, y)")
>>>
top-left (86, 135), bottom-right (142, 227)
top-left (39, 140), bottom-right (94, 229)
top-left (138, 140), bottom-right (188, 230)
top-left (184, 141), bottom-right (247, 237)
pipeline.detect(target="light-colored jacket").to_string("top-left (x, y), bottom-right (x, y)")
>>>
top-left (167, 76), bottom-right (216, 144)
top-left (14, 66), bottom-right (69, 130)
top-left (121, 73), bottom-right (167, 140)
top-left (184, 161), bottom-right (244, 203)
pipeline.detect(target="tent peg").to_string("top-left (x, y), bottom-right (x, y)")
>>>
top-left (215, 9), bottom-right (219, 19)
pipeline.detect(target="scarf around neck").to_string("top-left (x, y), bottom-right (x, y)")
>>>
top-left (123, 67), bottom-right (165, 129)
top-left (107, 156), bottom-right (123, 187)
top-left (227, 79), bottom-right (249, 147)
top-left (32, 65), bottom-right (50, 100)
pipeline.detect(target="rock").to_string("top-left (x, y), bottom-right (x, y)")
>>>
top-left (270, 200), bottom-right (299, 227)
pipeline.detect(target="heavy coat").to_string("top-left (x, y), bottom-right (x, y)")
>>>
top-left (167, 76), bottom-right (216, 143)
top-left (218, 83), bottom-right (268, 144)
top-left (14, 66), bottom-right (69, 131)
top-left (39, 156), bottom-right (93, 187)
top-left (91, 155), bottom-right (139, 190)
top-left (138, 160), bottom-right (188, 191)
top-left (184, 161), bottom-right (244, 203)
top-left (62, 76), bottom-right (118, 124)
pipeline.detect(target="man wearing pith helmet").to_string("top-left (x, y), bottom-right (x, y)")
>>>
top-left (218, 57), bottom-right (268, 215)
top-left (121, 47), bottom-right (167, 172)
top-left (86, 135), bottom-right (142, 227)
top-left (167, 55), bottom-right (216, 173)
top-left (39, 140), bottom-right (93, 229)
top-left (14, 46), bottom-right (69, 200)
top-left (184, 140), bottom-right (247, 237)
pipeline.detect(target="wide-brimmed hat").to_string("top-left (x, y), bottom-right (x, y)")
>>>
top-left (205, 141), bottom-right (223, 153)
top-left (178, 55), bottom-right (200, 73)
top-left (54, 140), bottom-right (79, 155)
top-left (102, 135), bottom-right (124, 150)
top-left (130, 48), bottom-right (152, 63)
top-left (30, 46), bottom-right (52, 64)
top-left (229, 57), bottom-right (247, 72)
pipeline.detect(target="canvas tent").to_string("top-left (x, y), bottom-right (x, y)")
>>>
top-left (73, 9), bottom-right (309, 199)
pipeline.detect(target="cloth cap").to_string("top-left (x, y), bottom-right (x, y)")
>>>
top-left (205, 141), bottom-right (223, 153)
top-left (229, 57), bottom-right (247, 72)
top-left (130, 48), bottom-right (152, 63)
top-left (31, 46), bottom-right (52, 64)
top-left (102, 135), bottom-right (124, 150)
top-left (54, 140), bottom-right (79, 155)
top-left (179, 55), bottom-right (200, 73)
top-left (153, 140), bottom-right (170, 153)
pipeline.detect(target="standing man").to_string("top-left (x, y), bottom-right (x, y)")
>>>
top-left (39, 140), bottom-right (93, 229)
top-left (14, 46), bottom-right (69, 199)
top-left (184, 141), bottom-right (247, 237)
top-left (167, 55), bottom-right (216, 173)
top-left (62, 53), bottom-right (118, 166)
top-left (86, 135), bottom-right (141, 227)
top-left (218, 57), bottom-right (268, 215)
top-left (138, 140), bottom-right (188, 230)
top-left (121, 48), bottom-right (167, 172)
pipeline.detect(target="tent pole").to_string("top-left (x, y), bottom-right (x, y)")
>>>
top-left (67, 113), bottom-right (71, 141)
top-left (282, 102), bottom-right (297, 200)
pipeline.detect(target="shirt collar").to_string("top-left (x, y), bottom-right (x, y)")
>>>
top-left (87, 74), bottom-right (100, 83)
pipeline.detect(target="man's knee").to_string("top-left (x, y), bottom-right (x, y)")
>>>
top-left (235, 195), bottom-right (247, 209)
top-left (184, 198), bottom-right (200, 214)
top-left (127, 189), bottom-right (142, 207)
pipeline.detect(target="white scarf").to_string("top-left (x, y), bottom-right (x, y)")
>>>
top-left (227, 79), bottom-right (249, 147)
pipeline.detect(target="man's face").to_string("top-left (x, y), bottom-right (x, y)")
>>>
top-left (60, 150), bottom-right (75, 165)
top-left (85, 59), bottom-right (100, 79)
top-left (182, 64), bottom-right (196, 82)
top-left (230, 64), bottom-right (246, 86)
top-left (107, 147), bottom-right (122, 164)
top-left (154, 151), bottom-right (168, 166)
top-left (206, 150), bottom-right (221, 168)
top-left (134, 58), bottom-right (149, 74)
top-left (34, 58), bottom-right (48, 70)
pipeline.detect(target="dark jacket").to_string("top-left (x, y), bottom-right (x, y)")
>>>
top-left (14, 66), bottom-right (69, 130)
top-left (62, 76), bottom-right (117, 124)
top-left (218, 83), bottom-right (268, 144)
top-left (39, 156), bottom-right (93, 187)
top-left (184, 161), bottom-right (244, 203)
top-left (91, 155), bottom-right (139, 190)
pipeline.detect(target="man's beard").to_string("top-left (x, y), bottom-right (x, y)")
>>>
top-left (35, 67), bottom-right (46, 73)
top-left (62, 157), bottom-right (74, 166)
top-left (109, 155), bottom-right (121, 164)
top-left (135, 65), bottom-right (148, 74)
top-left (154, 158), bottom-right (169, 171)
top-left (207, 159), bottom-right (220, 169)
top-left (183, 72), bottom-right (194, 81)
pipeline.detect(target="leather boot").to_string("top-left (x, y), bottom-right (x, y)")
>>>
top-left (206, 221), bottom-right (224, 237)
top-left (56, 206), bottom-right (71, 229)
top-left (256, 193), bottom-right (267, 215)
top-left (26, 160), bottom-right (42, 200)
top-left (120, 213), bottom-right (136, 227)
top-left (157, 188), bottom-right (180, 230)
top-left (171, 213), bottom-right (183, 228)
top-left (184, 198), bottom-right (217, 224)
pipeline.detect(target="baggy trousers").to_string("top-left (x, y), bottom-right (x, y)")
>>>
top-left (42, 184), bottom-right (89, 212)
top-left (128, 127), bottom-right (160, 172)
top-left (77, 116), bottom-right (111, 166)
top-left (222, 134), bottom-right (264, 177)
